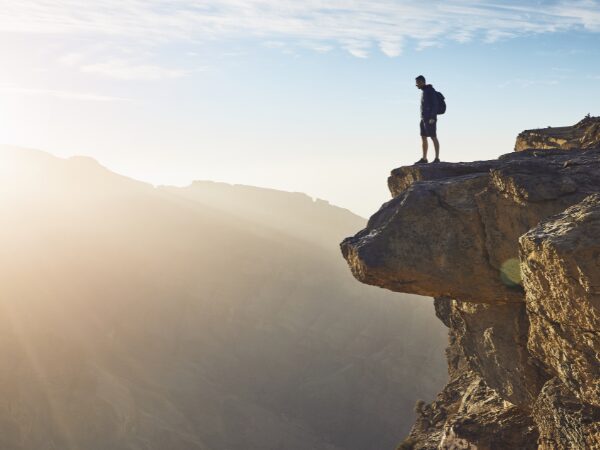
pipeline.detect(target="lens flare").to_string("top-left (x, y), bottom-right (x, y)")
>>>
top-left (500, 258), bottom-right (522, 287)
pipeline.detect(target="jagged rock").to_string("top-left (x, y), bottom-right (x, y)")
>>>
top-left (439, 299), bottom-right (547, 408)
top-left (404, 299), bottom-right (538, 449)
top-left (341, 149), bottom-right (600, 304)
top-left (387, 161), bottom-right (499, 198)
top-left (405, 371), bottom-right (538, 450)
top-left (515, 115), bottom-right (600, 151)
top-left (533, 378), bottom-right (600, 450)
top-left (341, 146), bottom-right (600, 449)
top-left (521, 194), bottom-right (600, 407)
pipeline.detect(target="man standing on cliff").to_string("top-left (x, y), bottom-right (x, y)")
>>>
top-left (415, 75), bottom-right (440, 164)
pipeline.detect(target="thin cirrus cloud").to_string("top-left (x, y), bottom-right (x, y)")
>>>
top-left (0, 85), bottom-right (128, 102)
top-left (1, 0), bottom-right (599, 58)
top-left (80, 60), bottom-right (190, 81)
top-left (57, 50), bottom-right (192, 81)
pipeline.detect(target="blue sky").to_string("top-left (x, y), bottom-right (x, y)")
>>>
top-left (1, 1), bottom-right (599, 216)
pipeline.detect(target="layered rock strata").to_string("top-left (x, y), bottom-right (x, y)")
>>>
top-left (341, 148), bottom-right (600, 449)
top-left (515, 115), bottom-right (600, 151)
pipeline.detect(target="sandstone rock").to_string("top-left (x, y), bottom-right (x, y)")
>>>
top-left (342, 171), bottom-right (503, 302)
top-left (515, 115), bottom-right (600, 152)
top-left (342, 146), bottom-right (600, 449)
top-left (341, 149), bottom-right (600, 304)
top-left (438, 374), bottom-right (538, 450)
top-left (438, 298), bottom-right (547, 408)
top-left (521, 194), bottom-right (600, 407)
top-left (404, 299), bottom-right (539, 449)
top-left (404, 371), bottom-right (538, 450)
top-left (533, 377), bottom-right (600, 450)
top-left (388, 161), bottom-right (498, 198)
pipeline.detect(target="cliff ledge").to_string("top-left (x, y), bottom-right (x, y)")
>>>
top-left (341, 144), bottom-right (600, 449)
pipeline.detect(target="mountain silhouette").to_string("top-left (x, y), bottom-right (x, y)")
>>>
top-left (0, 146), bottom-right (447, 450)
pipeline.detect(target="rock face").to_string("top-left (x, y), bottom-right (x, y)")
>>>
top-left (341, 147), bottom-right (600, 449)
top-left (521, 195), bottom-right (600, 408)
top-left (342, 149), bottom-right (600, 304)
top-left (515, 115), bottom-right (600, 151)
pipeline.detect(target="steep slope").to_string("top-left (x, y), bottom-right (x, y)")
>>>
top-left (341, 147), bottom-right (600, 449)
top-left (161, 180), bottom-right (362, 249)
top-left (0, 146), bottom-right (447, 450)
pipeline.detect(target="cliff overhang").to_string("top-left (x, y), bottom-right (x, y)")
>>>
top-left (341, 146), bottom-right (600, 449)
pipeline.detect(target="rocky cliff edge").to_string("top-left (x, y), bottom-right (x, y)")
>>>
top-left (341, 147), bottom-right (600, 449)
top-left (515, 115), bottom-right (600, 152)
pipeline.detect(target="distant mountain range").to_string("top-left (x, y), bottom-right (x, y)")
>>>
top-left (0, 146), bottom-right (447, 450)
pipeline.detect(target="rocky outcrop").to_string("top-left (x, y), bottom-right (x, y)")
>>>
top-left (521, 195), bottom-right (600, 408)
top-left (515, 115), bottom-right (600, 151)
top-left (533, 377), bottom-right (600, 450)
top-left (341, 147), bottom-right (600, 449)
top-left (342, 149), bottom-right (600, 304)
top-left (406, 370), bottom-right (539, 450)
top-left (402, 297), bottom-right (540, 450)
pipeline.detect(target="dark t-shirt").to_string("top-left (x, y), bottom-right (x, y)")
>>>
top-left (420, 85), bottom-right (438, 120)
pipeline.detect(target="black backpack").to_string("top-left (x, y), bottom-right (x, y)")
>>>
top-left (435, 91), bottom-right (446, 114)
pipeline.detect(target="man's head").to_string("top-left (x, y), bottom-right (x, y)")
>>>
top-left (415, 75), bottom-right (426, 89)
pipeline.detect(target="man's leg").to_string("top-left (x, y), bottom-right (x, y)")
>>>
top-left (421, 136), bottom-right (428, 159)
top-left (432, 137), bottom-right (440, 160)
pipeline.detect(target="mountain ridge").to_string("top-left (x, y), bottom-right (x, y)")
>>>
top-left (0, 145), bottom-right (447, 450)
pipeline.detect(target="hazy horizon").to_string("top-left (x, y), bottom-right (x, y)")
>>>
top-left (0, 146), bottom-right (448, 449)
top-left (1, 144), bottom-right (370, 217)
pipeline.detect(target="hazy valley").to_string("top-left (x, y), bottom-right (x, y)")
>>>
top-left (0, 146), bottom-right (447, 450)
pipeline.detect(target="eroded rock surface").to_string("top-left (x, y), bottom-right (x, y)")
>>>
top-left (341, 149), bottom-right (600, 304)
top-left (441, 299), bottom-right (546, 408)
top-left (521, 194), bottom-right (600, 407)
top-left (403, 298), bottom-right (539, 450)
top-left (533, 377), bottom-right (600, 450)
top-left (406, 371), bottom-right (538, 450)
top-left (341, 147), bottom-right (600, 449)
top-left (515, 115), bottom-right (600, 151)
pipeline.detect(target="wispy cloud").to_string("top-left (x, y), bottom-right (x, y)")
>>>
top-left (379, 39), bottom-right (403, 57)
top-left (340, 39), bottom-right (371, 59)
top-left (1, 1), bottom-right (599, 58)
top-left (553, 0), bottom-right (600, 31)
top-left (80, 59), bottom-right (190, 80)
top-left (57, 49), bottom-right (194, 81)
top-left (0, 85), bottom-right (128, 102)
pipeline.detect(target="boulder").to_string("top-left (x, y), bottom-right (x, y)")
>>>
top-left (341, 149), bottom-right (600, 304)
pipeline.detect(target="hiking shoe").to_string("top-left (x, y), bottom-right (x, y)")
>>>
top-left (415, 158), bottom-right (428, 165)
top-left (432, 158), bottom-right (441, 163)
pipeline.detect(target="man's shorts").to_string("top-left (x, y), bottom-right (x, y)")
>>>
top-left (420, 119), bottom-right (437, 138)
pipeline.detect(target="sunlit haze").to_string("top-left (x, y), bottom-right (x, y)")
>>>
top-left (1, 3), bottom-right (600, 448)
top-left (1, 1), bottom-right (600, 215)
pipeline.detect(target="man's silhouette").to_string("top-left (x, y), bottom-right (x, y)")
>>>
top-left (415, 75), bottom-right (440, 164)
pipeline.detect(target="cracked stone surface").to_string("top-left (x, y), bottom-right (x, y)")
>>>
top-left (341, 149), bottom-right (600, 304)
top-left (403, 298), bottom-right (539, 450)
top-left (533, 377), bottom-right (600, 450)
top-left (521, 194), bottom-right (600, 408)
top-left (341, 147), bottom-right (600, 449)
